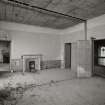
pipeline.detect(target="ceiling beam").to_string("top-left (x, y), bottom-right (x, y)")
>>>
top-left (1, 0), bottom-right (86, 21)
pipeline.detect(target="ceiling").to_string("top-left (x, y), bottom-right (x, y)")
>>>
top-left (0, 0), bottom-right (105, 29)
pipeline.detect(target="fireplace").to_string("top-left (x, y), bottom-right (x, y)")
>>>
top-left (22, 55), bottom-right (42, 72)
top-left (29, 61), bottom-right (35, 70)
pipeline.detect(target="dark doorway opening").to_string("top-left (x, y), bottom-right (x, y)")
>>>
top-left (3, 53), bottom-right (10, 63)
top-left (94, 39), bottom-right (105, 77)
top-left (0, 40), bottom-right (11, 71)
top-left (65, 43), bottom-right (71, 68)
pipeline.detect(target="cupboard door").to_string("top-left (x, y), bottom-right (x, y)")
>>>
top-left (77, 40), bottom-right (92, 77)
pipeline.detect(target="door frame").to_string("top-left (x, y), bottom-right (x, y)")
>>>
top-left (92, 38), bottom-right (105, 77)
top-left (91, 37), bottom-right (95, 75)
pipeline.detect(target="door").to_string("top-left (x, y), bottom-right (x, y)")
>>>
top-left (77, 40), bottom-right (92, 77)
top-left (65, 43), bottom-right (71, 68)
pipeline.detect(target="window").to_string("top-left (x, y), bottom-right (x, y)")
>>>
top-left (98, 46), bottom-right (105, 66)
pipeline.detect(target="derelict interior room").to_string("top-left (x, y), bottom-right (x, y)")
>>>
top-left (0, 0), bottom-right (105, 105)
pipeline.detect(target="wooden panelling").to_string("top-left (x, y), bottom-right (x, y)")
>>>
top-left (94, 66), bottom-right (105, 77)
top-left (10, 59), bottom-right (23, 72)
top-left (0, 2), bottom-right (5, 20)
top-left (5, 4), bottom-right (13, 21)
top-left (41, 60), bottom-right (61, 69)
top-left (10, 59), bottom-right (61, 72)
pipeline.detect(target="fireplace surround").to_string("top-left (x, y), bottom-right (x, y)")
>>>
top-left (22, 54), bottom-right (42, 72)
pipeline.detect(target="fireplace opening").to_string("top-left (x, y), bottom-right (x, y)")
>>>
top-left (29, 61), bottom-right (35, 72)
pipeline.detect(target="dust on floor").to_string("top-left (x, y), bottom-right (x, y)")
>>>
top-left (0, 69), bottom-right (105, 105)
top-left (17, 77), bottom-right (105, 105)
top-left (0, 69), bottom-right (75, 89)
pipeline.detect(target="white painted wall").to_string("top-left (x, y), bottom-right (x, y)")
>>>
top-left (60, 14), bottom-right (105, 62)
top-left (10, 31), bottom-right (61, 60)
top-left (0, 22), bottom-right (61, 60)
top-left (1, 14), bottom-right (105, 62)
top-left (60, 14), bottom-right (105, 41)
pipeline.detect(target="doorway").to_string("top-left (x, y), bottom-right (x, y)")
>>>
top-left (0, 40), bottom-right (11, 71)
top-left (93, 39), bottom-right (105, 77)
top-left (65, 43), bottom-right (71, 68)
